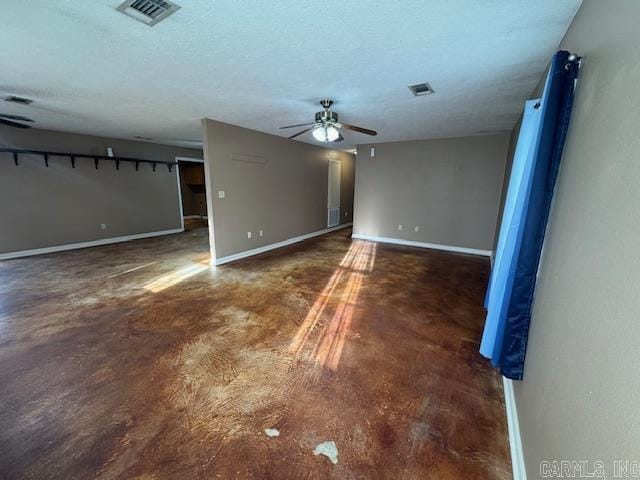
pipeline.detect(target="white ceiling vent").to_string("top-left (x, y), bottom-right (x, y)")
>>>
top-left (408, 82), bottom-right (434, 96)
top-left (117, 0), bottom-right (180, 26)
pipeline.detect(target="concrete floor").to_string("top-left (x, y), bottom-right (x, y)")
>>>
top-left (0, 226), bottom-right (510, 479)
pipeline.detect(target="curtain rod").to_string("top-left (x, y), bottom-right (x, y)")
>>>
top-left (0, 148), bottom-right (177, 172)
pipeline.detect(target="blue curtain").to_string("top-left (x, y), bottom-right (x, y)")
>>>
top-left (480, 51), bottom-right (580, 380)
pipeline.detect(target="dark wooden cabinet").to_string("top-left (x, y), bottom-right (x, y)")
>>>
top-left (182, 163), bottom-right (205, 185)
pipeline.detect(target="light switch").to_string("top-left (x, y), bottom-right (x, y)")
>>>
top-left (370, 147), bottom-right (375, 158)
top-left (259, 230), bottom-right (263, 237)
top-left (218, 191), bottom-right (225, 199)
top-left (414, 226), bottom-right (420, 232)
top-left (247, 231), bottom-right (252, 239)
top-left (398, 224), bottom-right (403, 231)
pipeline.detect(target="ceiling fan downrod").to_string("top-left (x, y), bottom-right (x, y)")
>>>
top-left (316, 99), bottom-right (338, 124)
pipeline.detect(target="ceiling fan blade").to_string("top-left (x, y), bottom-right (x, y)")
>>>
top-left (0, 118), bottom-right (31, 129)
top-left (0, 114), bottom-right (34, 122)
top-left (279, 122), bottom-right (315, 129)
top-left (288, 127), bottom-right (313, 139)
top-left (340, 123), bottom-right (377, 136)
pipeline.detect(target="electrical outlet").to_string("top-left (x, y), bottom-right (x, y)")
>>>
top-left (259, 229), bottom-right (263, 237)
top-left (398, 224), bottom-right (403, 231)
top-left (101, 223), bottom-right (107, 230)
top-left (370, 147), bottom-right (375, 157)
top-left (247, 231), bottom-right (252, 239)
top-left (218, 191), bottom-right (225, 199)
top-left (414, 226), bottom-right (420, 232)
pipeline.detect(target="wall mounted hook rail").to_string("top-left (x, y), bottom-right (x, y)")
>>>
top-left (0, 148), bottom-right (178, 172)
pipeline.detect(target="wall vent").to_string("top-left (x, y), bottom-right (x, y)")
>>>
top-left (5, 95), bottom-right (33, 105)
top-left (408, 82), bottom-right (434, 96)
top-left (328, 208), bottom-right (340, 228)
top-left (116, 0), bottom-right (180, 26)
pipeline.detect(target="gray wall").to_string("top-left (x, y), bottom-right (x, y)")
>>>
top-left (353, 134), bottom-right (510, 251)
top-left (513, 1), bottom-right (640, 477)
top-left (0, 126), bottom-right (202, 255)
top-left (201, 118), bottom-right (355, 259)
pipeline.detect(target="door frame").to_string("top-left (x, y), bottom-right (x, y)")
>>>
top-left (175, 156), bottom-right (206, 231)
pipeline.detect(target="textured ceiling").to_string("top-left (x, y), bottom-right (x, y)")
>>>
top-left (0, 0), bottom-right (581, 149)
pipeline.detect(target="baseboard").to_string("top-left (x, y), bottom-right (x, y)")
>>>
top-left (215, 223), bottom-right (353, 266)
top-left (0, 228), bottom-right (184, 261)
top-left (351, 233), bottom-right (492, 257)
top-left (503, 377), bottom-right (527, 480)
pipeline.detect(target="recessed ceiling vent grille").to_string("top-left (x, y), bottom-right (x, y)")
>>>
top-left (117, 0), bottom-right (180, 26)
top-left (408, 82), bottom-right (434, 96)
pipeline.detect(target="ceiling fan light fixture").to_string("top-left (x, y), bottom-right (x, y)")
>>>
top-left (311, 127), bottom-right (325, 142)
top-left (312, 124), bottom-right (340, 143)
top-left (326, 125), bottom-right (340, 142)
top-left (282, 99), bottom-right (377, 141)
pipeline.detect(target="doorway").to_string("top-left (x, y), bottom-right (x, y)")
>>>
top-left (176, 157), bottom-right (208, 232)
top-left (327, 159), bottom-right (341, 227)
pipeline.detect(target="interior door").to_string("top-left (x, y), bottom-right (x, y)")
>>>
top-left (327, 160), bottom-right (341, 227)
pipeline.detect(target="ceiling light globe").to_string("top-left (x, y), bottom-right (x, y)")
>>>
top-left (326, 125), bottom-right (340, 142)
top-left (312, 126), bottom-right (327, 142)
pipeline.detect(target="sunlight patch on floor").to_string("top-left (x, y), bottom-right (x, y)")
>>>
top-left (107, 261), bottom-right (159, 279)
top-left (289, 241), bottom-right (376, 371)
top-left (143, 263), bottom-right (210, 293)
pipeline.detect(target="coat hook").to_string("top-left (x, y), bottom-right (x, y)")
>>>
top-left (1, 148), bottom-right (177, 172)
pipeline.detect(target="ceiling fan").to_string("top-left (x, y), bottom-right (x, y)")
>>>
top-left (0, 114), bottom-right (34, 129)
top-left (280, 99), bottom-right (377, 143)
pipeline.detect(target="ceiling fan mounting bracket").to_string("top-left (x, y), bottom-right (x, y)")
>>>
top-left (319, 99), bottom-right (334, 110)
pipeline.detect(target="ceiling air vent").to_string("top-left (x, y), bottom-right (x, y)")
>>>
top-left (116, 0), bottom-right (180, 26)
top-left (5, 95), bottom-right (33, 105)
top-left (408, 82), bottom-right (434, 96)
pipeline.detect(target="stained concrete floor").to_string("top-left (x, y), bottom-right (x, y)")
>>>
top-left (0, 226), bottom-right (510, 479)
